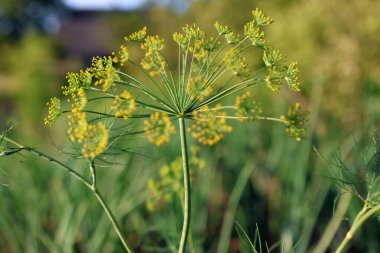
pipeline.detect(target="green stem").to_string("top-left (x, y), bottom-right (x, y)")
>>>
top-left (2, 136), bottom-right (135, 253)
top-left (335, 203), bottom-right (380, 253)
top-left (93, 189), bottom-right (135, 253)
top-left (178, 117), bottom-right (191, 253)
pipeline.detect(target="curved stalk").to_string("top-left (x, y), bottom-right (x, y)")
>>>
top-left (1, 136), bottom-right (135, 253)
top-left (93, 188), bottom-right (134, 253)
top-left (335, 203), bottom-right (380, 253)
top-left (178, 117), bottom-right (191, 253)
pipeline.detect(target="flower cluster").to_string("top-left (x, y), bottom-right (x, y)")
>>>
top-left (144, 112), bottom-right (176, 146)
top-left (224, 49), bottom-right (249, 77)
top-left (280, 103), bottom-right (309, 141)
top-left (44, 97), bottom-right (62, 125)
top-left (146, 146), bottom-right (205, 212)
top-left (91, 56), bottom-right (120, 92)
top-left (189, 105), bottom-right (233, 146)
top-left (141, 35), bottom-right (166, 77)
top-left (45, 8), bottom-right (306, 159)
top-left (235, 92), bottom-right (263, 122)
top-left (111, 90), bottom-right (136, 120)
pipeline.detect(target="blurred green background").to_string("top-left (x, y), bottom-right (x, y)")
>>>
top-left (1, 0), bottom-right (380, 252)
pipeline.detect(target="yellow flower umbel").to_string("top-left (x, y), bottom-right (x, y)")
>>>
top-left (235, 92), bottom-right (263, 122)
top-left (146, 146), bottom-right (205, 212)
top-left (112, 45), bottom-right (129, 66)
top-left (42, 9), bottom-right (306, 253)
top-left (141, 35), bottom-right (166, 77)
top-left (44, 97), bottom-right (62, 125)
top-left (144, 112), bottom-right (176, 146)
top-left (280, 103), bottom-right (309, 141)
top-left (111, 90), bottom-right (136, 120)
top-left (189, 105), bottom-right (233, 145)
top-left (80, 122), bottom-right (108, 159)
top-left (91, 56), bottom-right (120, 92)
top-left (224, 49), bottom-right (249, 77)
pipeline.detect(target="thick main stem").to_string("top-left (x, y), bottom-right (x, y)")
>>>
top-left (178, 117), bottom-right (191, 253)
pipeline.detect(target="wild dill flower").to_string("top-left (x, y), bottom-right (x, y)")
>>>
top-left (263, 48), bottom-right (284, 68)
top-left (111, 90), bottom-right (136, 120)
top-left (189, 105), bottom-right (233, 146)
top-left (91, 56), bottom-right (120, 92)
top-left (186, 76), bottom-right (212, 102)
top-left (67, 109), bottom-right (108, 159)
top-left (80, 122), bottom-right (108, 159)
top-left (224, 49), bottom-right (249, 77)
top-left (125, 27), bottom-right (147, 42)
top-left (70, 87), bottom-right (87, 112)
top-left (280, 103), bottom-right (309, 141)
top-left (235, 92), bottom-right (263, 122)
top-left (67, 110), bottom-right (88, 143)
top-left (286, 62), bottom-right (301, 92)
top-left (144, 112), bottom-right (176, 146)
top-left (146, 146), bottom-right (205, 212)
top-left (183, 24), bottom-right (205, 39)
top-left (44, 97), bottom-right (62, 125)
top-left (63, 70), bottom-right (92, 95)
top-left (42, 9), bottom-right (305, 252)
top-left (265, 68), bottom-right (285, 91)
top-left (112, 45), bottom-right (129, 65)
top-left (141, 35), bottom-right (167, 76)
top-left (252, 8), bottom-right (274, 26)
top-left (244, 21), bottom-right (266, 48)
top-left (214, 21), bottom-right (232, 35)
top-left (173, 32), bottom-right (190, 47)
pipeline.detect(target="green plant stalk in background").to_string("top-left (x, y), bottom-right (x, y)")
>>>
top-left (178, 117), bottom-right (191, 253)
top-left (1, 136), bottom-right (135, 253)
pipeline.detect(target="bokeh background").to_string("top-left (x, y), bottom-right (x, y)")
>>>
top-left (1, 0), bottom-right (380, 252)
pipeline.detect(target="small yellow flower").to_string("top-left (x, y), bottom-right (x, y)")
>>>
top-left (265, 68), bottom-right (284, 91)
top-left (44, 97), bottom-right (62, 125)
top-left (235, 92), bottom-right (263, 122)
top-left (214, 21), bottom-right (232, 35)
top-left (144, 112), bottom-right (176, 146)
top-left (224, 49), bottom-right (249, 77)
top-left (285, 61), bottom-right (300, 92)
top-left (70, 87), bottom-right (87, 112)
top-left (112, 45), bottom-right (129, 66)
top-left (244, 21), bottom-right (265, 48)
top-left (67, 111), bottom-right (88, 143)
top-left (186, 76), bottom-right (212, 102)
top-left (173, 32), bottom-right (190, 47)
top-left (67, 110), bottom-right (108, 159)
top-left (91, 56), bottom-right (120, 92)
top-left (111, 90), bottom-right (136, 120)
top-left (80, 122), bottom-right (108, 159)
top-left (280, 103), bottom-right (309, 141)
top-left (182, 24), bottom-right (205, 39)
top-left (125, 27), bottom-right (147, 42)
top-left (141, 36), bottom-right (167, 77)
top-left (63, 70), bottom-right (92, 95)
top-left (263, 48), bottom-right (283, 68)
top-left (189, 105), bottom-right (232, 145)
top-left (252, 8), bottom-right (274, 26)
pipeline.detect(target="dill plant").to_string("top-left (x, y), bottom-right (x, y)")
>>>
top-left (2, 8), bottom-right (308, 252)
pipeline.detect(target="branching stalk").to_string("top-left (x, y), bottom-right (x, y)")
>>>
top-left (1, 136), bottom-right (135, 253)
top-left (335, 203), bottom-right (380, 253)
